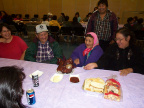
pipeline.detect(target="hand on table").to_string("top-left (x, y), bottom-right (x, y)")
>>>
top-left (84, 63), bottom-right (98, 70)
top-left (74, 58), bottom-right (80, 65)
top-left (119, 68), bottom-right (133, 76)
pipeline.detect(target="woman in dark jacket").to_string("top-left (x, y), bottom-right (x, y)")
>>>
top-left (84, 28), bottom-right (144, 76)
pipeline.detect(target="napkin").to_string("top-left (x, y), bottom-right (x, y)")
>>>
top-left (29, 70), bottom-right (43, 78)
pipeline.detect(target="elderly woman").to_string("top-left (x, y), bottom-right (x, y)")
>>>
top-left (71, 32), bottom-right (103, 67)
top-left (84, 28), bottom-right (144, 76)
top-left (0, 66), bottom-right (26, 108)
top-left (0, 23), bottom-right (28, 60)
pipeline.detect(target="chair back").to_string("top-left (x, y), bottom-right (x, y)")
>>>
top-left (25, 14), bottom-right (30, 19)
top-left (49, 26), bottom-right (59, 33)
top-left (34, 14), bottom-right (38, 18)
top-left (60, 27), bottom-right (72, 35)
top-left (43, 14), bottom-right (48, 18)
top-left (134, 30), bottom-right (144, 40)
top-left (26, 25), bottom-right (36, 41)
top-left (26, 25), bottom-right (36, 32)
top-left (72, 27), bottom-right (85, 36)
top-left (48, 26), bottom-right (59, 41)
top-left (9, 25), bottom-right (18, 35)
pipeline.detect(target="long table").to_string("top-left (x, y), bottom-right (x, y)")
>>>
top-left (14, 20), bottom-right (42, 25)
top-left (0, 58), bottom-right (144, 108)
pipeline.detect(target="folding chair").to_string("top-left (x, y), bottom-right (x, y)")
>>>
top-left (59, 27), bottom-right (72, 42)
top-left (49, 26), bottom-right (60, 41)
top-left (9, 25), bottom-right (18, 36)
top-left (134, 30), bottom-right (144, 40)
top-left (26, 24), bottom-right (36, 41)
top-left (71, 27), bottom-right (85, 43)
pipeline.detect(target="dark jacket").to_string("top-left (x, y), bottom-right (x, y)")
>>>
top-left (24, 36), bottom-right (63, 64)
top-left (97, 43), bottom-right (144, 74)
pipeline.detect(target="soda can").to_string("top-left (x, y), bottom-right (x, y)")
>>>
top-left (32, 74), bottom-right (39, 87)
top-left (26, 89), bottom-right (36, 105)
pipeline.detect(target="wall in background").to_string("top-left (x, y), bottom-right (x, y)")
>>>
top-left (0, 0), bottom-right (4, 10)
top-left (0, 0), bottom-right (144, 23)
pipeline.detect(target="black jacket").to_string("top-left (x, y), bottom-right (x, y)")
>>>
top-left (97, 43), bottom-right (144, 74)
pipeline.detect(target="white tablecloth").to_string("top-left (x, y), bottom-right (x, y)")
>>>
top-left (0, 58), bottom-right (144, 108)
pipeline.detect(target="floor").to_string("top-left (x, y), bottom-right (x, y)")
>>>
top-left (60, 42), bottom-right (79, 59)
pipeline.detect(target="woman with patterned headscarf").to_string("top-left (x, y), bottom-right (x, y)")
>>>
top-left (71, 32), bottom-right (103, 67)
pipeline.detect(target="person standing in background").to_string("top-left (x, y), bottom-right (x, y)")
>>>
top-left (86, 0), bottom-right (118, 51)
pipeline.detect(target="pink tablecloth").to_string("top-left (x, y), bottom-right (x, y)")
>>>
top-left (0, 58), bottom-right (144, 108)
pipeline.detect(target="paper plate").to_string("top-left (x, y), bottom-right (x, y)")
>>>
top-left (50, 73), bottom-right (63, 83)
top-left (29, 70), bottom-right (43, 78)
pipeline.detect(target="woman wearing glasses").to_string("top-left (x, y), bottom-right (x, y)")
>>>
top-left (84, 28), bottom-right (144, 76)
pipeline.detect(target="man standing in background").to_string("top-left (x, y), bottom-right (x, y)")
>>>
top-left (86, 0), bottom-right (118, 51)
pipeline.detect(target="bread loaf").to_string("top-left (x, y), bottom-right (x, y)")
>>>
top-left (83, 78), bottom-right (105, 93)
top-left (104, 79), bottom-right (121, 101)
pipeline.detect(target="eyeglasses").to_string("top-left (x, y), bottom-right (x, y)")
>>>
top-left (114, 38), bottom-right (125, 42)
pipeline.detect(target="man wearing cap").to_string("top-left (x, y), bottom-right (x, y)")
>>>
top-left (24, 24), bottom-right (63, 64)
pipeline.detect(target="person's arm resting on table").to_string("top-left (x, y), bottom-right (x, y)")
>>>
top-left (119, 68), bottom-right (133, 76)
top-left (84, 63), bottom-right (98, 70)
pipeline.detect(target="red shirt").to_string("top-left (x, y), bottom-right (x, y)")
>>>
top-left (0, 36), bottom-right (28, 60)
